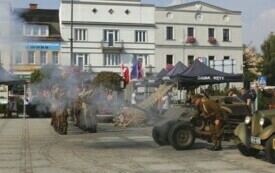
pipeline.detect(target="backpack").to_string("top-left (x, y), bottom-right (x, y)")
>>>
top-left (248, 89), bottom-right (257, 101)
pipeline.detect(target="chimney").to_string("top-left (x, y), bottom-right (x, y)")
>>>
top-left (29, 3), bottom-right (38, 10)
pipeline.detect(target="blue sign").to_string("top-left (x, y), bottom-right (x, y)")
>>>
top-left (258, 76), bottom-right (267, 86)
top-left (26, 42), bottom-right (60, 50)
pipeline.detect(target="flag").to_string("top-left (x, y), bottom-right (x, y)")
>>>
top-left (124, 67), bottom-right (130, 85)
top-left (120, 62), bottom-right (124, 77)
top-left (131, 59), bottom-right (139, 80)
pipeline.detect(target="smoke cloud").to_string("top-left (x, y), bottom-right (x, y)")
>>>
top-left (0, 0), bottom-right (25, 70)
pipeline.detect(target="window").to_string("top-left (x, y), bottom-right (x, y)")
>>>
top-left (166, 27), bottom-right (174, 40)
top-left (208, 56), bottom-right (215, 66)
top-left (104, 30), bottom-right (119, 42)
top-left (40, 26), bottom-right (48, 36)
top-left (33, 25), bottom-right (39, 36)
top-left (104, 54), bottom-right (121, 66)
top-left (208, 28), bottom-right (215, 37)
top-left (24, 24), bottom-right (49, 36)
top-left (84, 56), bottom-right (88, 65)
top-left (52, 52), bottom-right (59, 64)
top-left (74, 29), bottom-right (87, 41)
top-left (39, 51), bottom-right (47, 64)
top-left (223, 29), bottom-right (230, 41)
top-left (187, 27), bottom-right (194, 37)
top-left (224, 56), bottom-right (230, 60)
top-left (166, 55), bottom-right (173, 65)
top-left (135, 30), bottom-right (147, 42)
top-left (25, 25), bottom-right (32, 36)
top-left (15, 51), bottom-right (23, 64)
top-left (135, 55), bottom-right (149, 66)
top-left (28, 51), bottom-right (35, 64)
top-left (188, 55), bottom-right (194, 66)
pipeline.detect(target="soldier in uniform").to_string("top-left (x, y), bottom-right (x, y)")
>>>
top-left (79, 83), bottom-right (94, 132)
top-left (73, 86), bottom-right (82, 126)
top-left (58, 88), bottom-right (69, 135)
top-left (50, 84), bottom-right (60, 132)
top-left (191, 94), bottom-right (224, 151)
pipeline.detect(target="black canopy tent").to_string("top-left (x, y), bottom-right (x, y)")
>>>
top-left (0, 65), bottom-right (26, 117)
top-left (155, 68), bottom-right (168, 82)
top-left (0, 66), bottom-right (25, 85)
top-left (178, 59), bottom-right (243, 86)
top-left (164, 61), bottom-right (188, 79)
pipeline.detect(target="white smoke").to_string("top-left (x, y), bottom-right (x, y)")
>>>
top-left (0, 0), bottom-right (25, 70)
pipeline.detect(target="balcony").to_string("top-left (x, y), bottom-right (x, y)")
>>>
top-left (101, 41), bottom-right (124, 53)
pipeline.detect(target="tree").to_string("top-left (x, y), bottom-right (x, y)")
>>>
top-left (243, 45), bottom-right (263, 89)
top-left (261, 32), bottom-right (275, 85)
top-left (93, 72), bottom-right (122, 91)
top-left (30, 69), bottom-right (44, 84)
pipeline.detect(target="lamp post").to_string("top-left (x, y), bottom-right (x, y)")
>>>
top-left (70, 0), bottom-right (74, 66)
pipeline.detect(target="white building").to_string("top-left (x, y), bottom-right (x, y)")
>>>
top-left (60, 0), bottom-right (155, 73)
top-left (155, 1), bottom-right (243, 75)
top-left (60, 0), bottom-right (243, 78)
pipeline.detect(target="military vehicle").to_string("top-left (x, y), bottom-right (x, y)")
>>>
top-left (152, 96), bottom-right (251, 150)
top-left (234, 109), bottom-right (275, 164)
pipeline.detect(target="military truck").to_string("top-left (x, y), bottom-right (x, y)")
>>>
top-left (152, 96), bottom-right (251, 150)
top-left (234, 109), bottom-right (275, 164)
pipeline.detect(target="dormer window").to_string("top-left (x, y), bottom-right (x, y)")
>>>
top-left (24, 24), bottom-right (49, 37)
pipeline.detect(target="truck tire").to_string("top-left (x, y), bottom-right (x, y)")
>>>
top-left (168, 122), bottom-right (195, 150)
top-left (237, 143), bottom-right (260, 156)
top-left (152, 119), bottom-right (178, 146)
top-left (265, 134), bottom-right (275, 164)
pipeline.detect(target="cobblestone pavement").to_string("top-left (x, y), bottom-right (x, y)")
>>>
top-left (0, 118), bottom-right (274, 173)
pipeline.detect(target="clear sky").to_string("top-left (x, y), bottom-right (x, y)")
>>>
top-left (9, 0), bottom-right (275, 52)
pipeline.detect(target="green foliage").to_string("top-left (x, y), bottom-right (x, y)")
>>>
top-left (93, 72), bottom-right (122, 91)
top-left (261, 33), bottom-right (275, 85)
top-left (243, 45), bottom-right (258, 89)
top-left (258, 90), bottom-right (271, 110)
top-left (30, 69), bottom-right (44, 84)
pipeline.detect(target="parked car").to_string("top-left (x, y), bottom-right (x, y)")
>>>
top-left (152, 96), bottom-right (251, 150)
top-left (234, 109), bottom-right (275, 164)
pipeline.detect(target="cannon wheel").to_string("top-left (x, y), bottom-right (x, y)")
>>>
top-left (152, 126), bottom-right (168, 146)
top-left (237, 143), bottom-right (260, 157)
top-left (152, 119), bottom-right (178, 146)
top-left (265, 134), bottom-right (275, 164)
top-left (168, 122), bottom-right (195, 150)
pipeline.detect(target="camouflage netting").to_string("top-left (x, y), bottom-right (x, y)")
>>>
top-left (113, 84), bottom-right (173, 127)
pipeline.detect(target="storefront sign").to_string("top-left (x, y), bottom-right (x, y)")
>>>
top-left (26, 42), bottom-right (60, 50)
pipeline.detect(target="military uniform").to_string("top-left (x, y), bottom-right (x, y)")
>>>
top-left (193, 97), bottom-right (224, 150)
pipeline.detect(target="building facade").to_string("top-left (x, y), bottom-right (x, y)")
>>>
top-left (155, 2), bottom-right (243, 75)
top-left (60, 0), bottom-right (155, 74)
top-left (12, 4), bottom-right (62, 80)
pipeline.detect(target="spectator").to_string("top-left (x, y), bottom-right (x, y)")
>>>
top-left (228, 89), bottom-right (237, 97)
top-left (261, 88), bottom-right (275, 109)
top-left (159, 92), bottom-right (171, 116)
top-left (239, 88), bottom-right (251, 106)
top-left (131, 89), bottom-right (137, 105)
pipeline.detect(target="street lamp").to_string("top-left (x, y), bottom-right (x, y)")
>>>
top-left (70, 0), bottom-right (74, 67)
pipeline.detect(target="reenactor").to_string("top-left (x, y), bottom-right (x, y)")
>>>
top-left (191, 94), bottom-right (224, 151)
top-left (50, 84), bottom-right (60, 132)
top-left (57, 88), bottom-right (69, 135)
top-left (79, 84), bottom-right (95, 132)
top-left (73, 86), bottom-right (82, 126)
